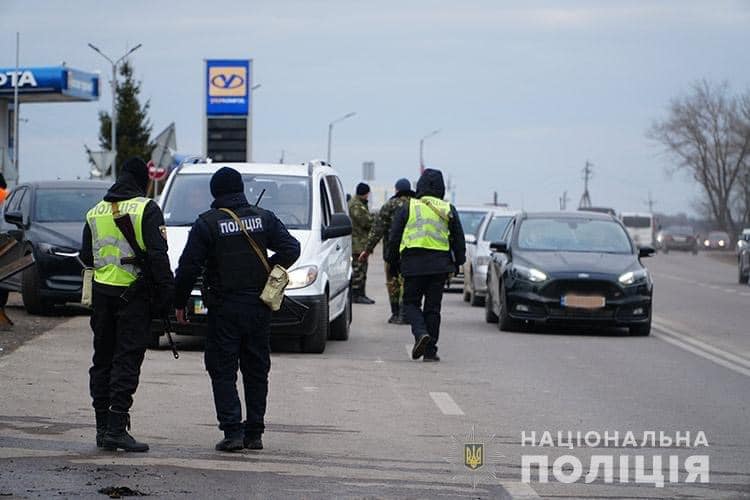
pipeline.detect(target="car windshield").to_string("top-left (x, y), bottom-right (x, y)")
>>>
top-left (517, 217), bottom-right (633, 253)
top-left (483, 216), bottom-right (512, 242)
top-left (622, 216), bottom-right (651, 228)
top-left (34, 188), bottom-right (107, 222)
top-left (457, 210), bottom-right (487, 236)
top-left (708, 231), bottom-right (728, 240)
top-left (162, 173), bottom-right (311, 229)
top-left (667, 226), bottom-right (694, 236)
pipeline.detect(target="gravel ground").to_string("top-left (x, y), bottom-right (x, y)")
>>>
top-left (0, 293), bottom-right (89, 358)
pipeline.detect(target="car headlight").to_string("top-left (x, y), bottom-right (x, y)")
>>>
top-left (719, 240), bottom-right (725, 246)
top-left (618, 269), bottom-right (649, 286)
top-left (704, 240), bottom-right (710, 246)
top-left (38, 242), bottom-right (79, 258)
top-left (513, 264), bottom-right (548, 283)
top-left (287, 265), bottom-right (318, 290)
top-left (476, 255), bottom-right (491, 267)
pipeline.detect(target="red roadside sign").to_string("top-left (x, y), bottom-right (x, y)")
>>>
top-left (148, 160), bottom-right (167, 181)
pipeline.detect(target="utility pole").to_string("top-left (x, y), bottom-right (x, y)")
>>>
top-left (559, 190), bottom-right (570, 210)
top-left (645, 191), bottom-right (657, 212)
top-left (279, 149), bottom-right (285, 164)
top-left (578, 161), bottom-right (593, 209)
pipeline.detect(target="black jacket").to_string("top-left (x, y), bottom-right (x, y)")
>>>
top-left (173, 192), bottom-right (301, 308)
top-left (386, 169), bottom-right (466, 277)
top-left (80, 172), bottom-right (175, 304)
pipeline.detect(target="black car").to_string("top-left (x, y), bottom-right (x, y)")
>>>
top-left (485, 211), bottom-right (654, 336)
top-left (1, 181), bottom-right (109, 313)
top-left (657, 226), bottom-right (698, 254)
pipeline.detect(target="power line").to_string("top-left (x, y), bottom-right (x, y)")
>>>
top-left (578, 160), bottom-right (593, 209)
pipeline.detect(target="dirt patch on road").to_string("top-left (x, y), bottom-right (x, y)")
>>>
top-left (0, 293), bottom-right (89, 358)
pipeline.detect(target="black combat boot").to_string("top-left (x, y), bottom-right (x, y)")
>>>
top-left (394, 304), bottom-right (409, 325)
top-left (95, 410), bottom-right (108, 448)
top-left (387, 302), bottom-right (400, 323)
top-left (102, 410), bottom-right (149, 452)
top-left (215, 430), bottom-right (244, 452)
top-left (352, 290), bottom-right (375, 304)
top-left (244, 433), bottom-right (263, 450)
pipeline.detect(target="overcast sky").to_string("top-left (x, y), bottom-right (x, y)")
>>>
top-left (2, 0), bottom-right (749, 215)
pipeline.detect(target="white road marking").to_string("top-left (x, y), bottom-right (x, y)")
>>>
top-left (429, 392), bottom-right (465, 416)
top-left (302, 386), bottom-right (319, 392)
top-left (374, 358), bottom-right (384, 364)
top-left (652, 321), bottom-right (750, 378)
top-left (740, 292), bottom-right (750, 297)
top-left (723, 288), bottom-right (736, 293)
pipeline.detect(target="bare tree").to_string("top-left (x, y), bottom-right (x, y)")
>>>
top-left (648, 81), bottom-right (750, 234)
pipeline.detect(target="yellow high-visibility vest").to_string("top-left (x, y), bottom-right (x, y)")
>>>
top-left (400, 196), bottom-right (451, 253)
top-left (85, 197), bottom-right (149, 287)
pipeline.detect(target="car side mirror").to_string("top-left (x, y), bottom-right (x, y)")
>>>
top-left (4, 210), bottom-right (25, 229)
top-left (490, 241), bottom-right (508, 253)
top-left (465, 234), bottom-right (477, 245)
top-left (322, 213), bottom-right (352, 240)
top-left (638, 245), bottom-right (656, 258)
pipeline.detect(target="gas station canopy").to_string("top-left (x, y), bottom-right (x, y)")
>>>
top-left (0, 66), bottom-right (100, 103)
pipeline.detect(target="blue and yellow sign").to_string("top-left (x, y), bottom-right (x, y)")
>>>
top-left (206, 59), bottom-right (251, 115)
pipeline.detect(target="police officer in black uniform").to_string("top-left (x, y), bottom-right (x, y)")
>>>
top-left (173, 167), bottom-right (300, 451)
top-left (80, 157), bottom-right (174, 452)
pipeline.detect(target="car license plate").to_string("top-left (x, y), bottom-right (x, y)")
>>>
top-left (193, 299), bottom-right (208, 315)
top-left (561, 294), bottom-right (605, 309)
top-left (674, 236), bottom-right (686, 242)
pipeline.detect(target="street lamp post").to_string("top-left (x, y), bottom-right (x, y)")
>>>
top-left (87, 42), bottom-right (142, 179)
top-left (327, 112), bottom-right (356, 164)
top-left (248, 83), bottom-right (261, 162)
top-left (419, 129), bottom-right (441, 175)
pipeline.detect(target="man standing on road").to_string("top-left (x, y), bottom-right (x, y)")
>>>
top-left (80, 157), bottom-right (174, 452)
top-left (349, 182), bottom-right (376, 304)
top-left (358, 178), bottom-right (415, 324)
top-left (173, 167), bottom-right (300, 452)
top-left (387, 169), bottom-right (465, 362)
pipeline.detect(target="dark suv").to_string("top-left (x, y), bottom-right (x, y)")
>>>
top-left (1, 181), bottom-right (108, 313)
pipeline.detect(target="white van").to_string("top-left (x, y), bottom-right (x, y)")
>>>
top-left (154, 160), bottom-right (353, 353)
top-left (620, 212), bottom-right (656, 247)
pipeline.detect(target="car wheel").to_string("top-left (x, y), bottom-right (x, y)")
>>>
top-left (484, 289), bottom-right (498, 323)
top-left (470, 290), bottom-right (485, 307)
top-left (301, 295), bottom-right (328, 353)
top-left (463, 289), bottom-right (470, 302)
top-left (329, 288), bottom-right (351, 341)
top-left (629, 318), bottom-right (651, 336)
top-left (21, 264), bottom-right (53, 315)
top-left (498, 285), bottom-right (520, 332)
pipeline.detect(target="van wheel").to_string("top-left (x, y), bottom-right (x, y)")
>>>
top-left (301, 296), bottom-right (328, 353)
top-left (329, 288), bottom-right (351, 341)
top-left (22, 264), bottom-right (52, 315)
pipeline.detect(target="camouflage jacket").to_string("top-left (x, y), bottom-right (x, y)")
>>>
top-left (365, 192), bottom-right (414, 257)
top-left (348, 195), bottom-right (373, 254)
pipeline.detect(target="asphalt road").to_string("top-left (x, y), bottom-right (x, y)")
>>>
top-left (0, 252), bottom-right (748, 499)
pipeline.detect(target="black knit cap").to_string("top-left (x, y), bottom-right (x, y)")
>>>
top-left (210, 167), bottom-right (244, 198)
top-left (120, 157), bottom-right (149, 192)
top-left (356, 182), bottom-right (370, 196)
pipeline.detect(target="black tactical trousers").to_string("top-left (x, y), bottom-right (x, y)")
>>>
top-left (402, 273), bottom-right (448, 357)
top-left (205, 296), bottom-right (272, 437)
top-left (89, 291), bottom-right (151, 413)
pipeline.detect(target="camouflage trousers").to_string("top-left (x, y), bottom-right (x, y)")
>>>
top-left (352, 255), bottom-right (368, 294)
top-left (384, 262), bottom-right (403, 305)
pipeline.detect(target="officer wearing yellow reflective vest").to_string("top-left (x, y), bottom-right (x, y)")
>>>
top-left (387, 168), bottom-right (465, 362)
top-left (80, 157), bottom-right (174, 452)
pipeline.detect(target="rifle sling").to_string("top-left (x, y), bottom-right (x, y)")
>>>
top-left (218, 208), bottom-right (272, 274)
top-left (110, 202), bottom-right (147, 265)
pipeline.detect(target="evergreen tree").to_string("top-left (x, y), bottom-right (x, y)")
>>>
top-left (97, 60), bottom-right (154, 177)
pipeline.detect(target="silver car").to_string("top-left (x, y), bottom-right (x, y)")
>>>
top-left (463, 207), bottom-right (516, 306)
